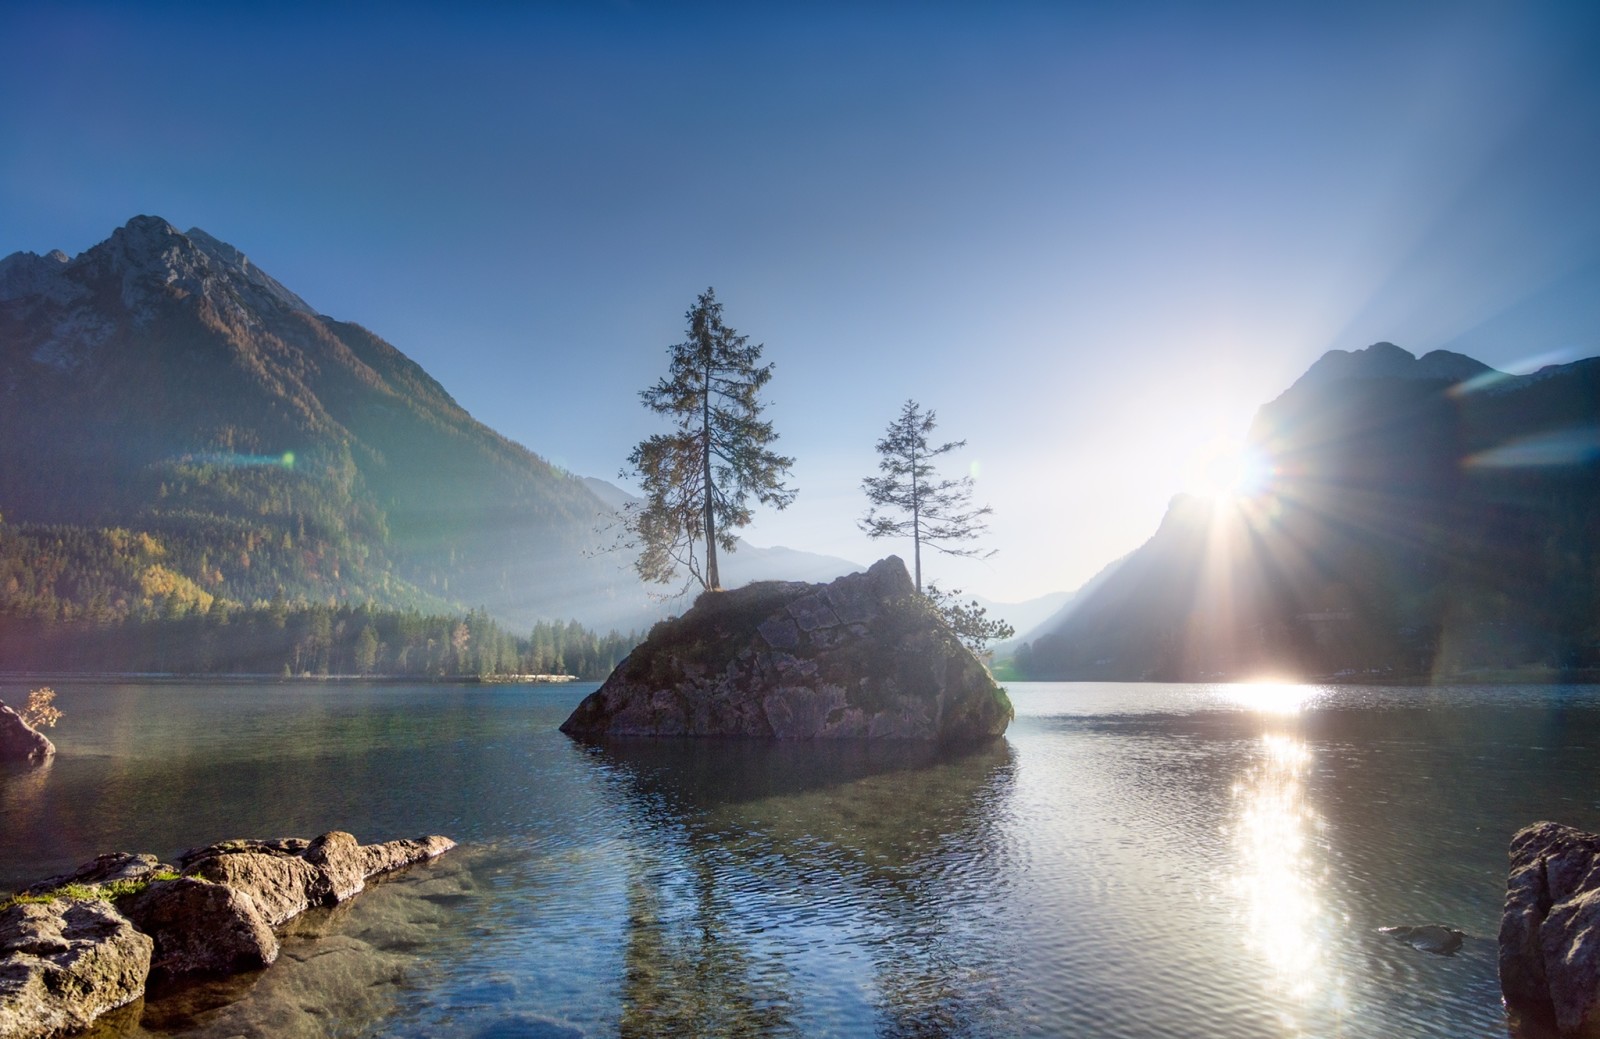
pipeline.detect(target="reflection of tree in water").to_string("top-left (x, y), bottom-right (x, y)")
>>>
top-left (603, 738), bottom-right (1017, 1038)
top-left (620, 852), bottom-right (796, 1038)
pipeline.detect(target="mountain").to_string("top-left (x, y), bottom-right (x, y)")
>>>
top-left (1018, 342), bottom-right (1600, 681)
top-left (0, 216), bottom-right (649, 630)
top-left (990, 556), bottom-right (1126, 660)
top-left (580, 477), bottom-right (864, 588)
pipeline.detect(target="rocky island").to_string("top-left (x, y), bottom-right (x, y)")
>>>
top-left (0, 830), bottom-right (453, 1039)
top-left (0, 703), bottom-right (53, 768)
top-left (560, 556), bottom-right (1013, 743)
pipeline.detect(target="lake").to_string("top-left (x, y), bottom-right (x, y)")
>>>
top-left (3, 680), bottom-right (1597, 1038)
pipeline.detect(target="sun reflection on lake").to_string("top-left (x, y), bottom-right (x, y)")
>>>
top-left (1229, 730), bottom-right (1346, 1034)
top-left (1225, 681), bottom-right (1314, 715)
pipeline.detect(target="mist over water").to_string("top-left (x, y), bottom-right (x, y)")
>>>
top-left (5, 680), bottom-right (1596, 1037)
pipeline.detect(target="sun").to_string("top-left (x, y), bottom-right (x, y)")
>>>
top-left (1182, 435), bottom-right (1270, 501)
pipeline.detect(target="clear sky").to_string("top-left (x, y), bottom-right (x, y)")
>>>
top-left (4, 1), bottom-right (1598, 604)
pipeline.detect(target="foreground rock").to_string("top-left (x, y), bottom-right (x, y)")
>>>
top-left (1500, 821), bottom-right (1600, 1036)
top-left (0, 898), bottom-right (151, 1039)
top-left (0, 831), bottom-right (455, 1039)
top-left (0, 703), bottom-right (53, 767)
top-left (561, 556), bottom-right (1013, 743)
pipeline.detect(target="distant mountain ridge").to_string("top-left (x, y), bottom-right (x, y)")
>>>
top-left (1016, 342), bottom-right (1600, 681)
top-left (1285, 340), bottom-right (1492, 392)
top-left (580, 476), bottom-right (868, 588)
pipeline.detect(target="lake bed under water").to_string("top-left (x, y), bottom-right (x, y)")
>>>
top-left (4, 680), bottom-right (1598, 1038)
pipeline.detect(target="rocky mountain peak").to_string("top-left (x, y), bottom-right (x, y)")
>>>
top-left (0, 250), bottom-right (76, 304)
top-left (185, 226), bottom-right (315, 317)
top-left (1288, 341), bottom-right (1497, 395)
top-left (73, 215), bottom-right (215, 316)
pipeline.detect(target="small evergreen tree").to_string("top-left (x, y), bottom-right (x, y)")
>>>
top-left (923, 582), bottom-right (1015, 653)
top-left (623, 288), bottom-right (796, 592)
top-left (860, 400), bottom-right (994, 593)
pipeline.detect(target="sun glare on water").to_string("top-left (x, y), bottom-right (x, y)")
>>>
top-left (1226, 681), bottom-right (1314, 715)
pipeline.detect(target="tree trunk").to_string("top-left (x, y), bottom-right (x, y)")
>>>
top-left (911, 443), bottom-right (921, 593)
top-left (702, 360), bottom-right (720, 590)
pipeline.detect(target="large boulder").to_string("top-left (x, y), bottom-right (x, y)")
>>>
top-left (1500, 821), bottom-right (1600, 1036)
top-left (0, 897), bottom-right (151, 1039)
top-left (0, 703), bottom-right (52, 767)
top-left (560, 556), bottom-right (1013, 743)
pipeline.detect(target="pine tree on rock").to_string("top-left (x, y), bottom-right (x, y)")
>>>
top-left (860, 399), bottom-right (994, 593)
top-left (624, 288), bottom-right (796, 592)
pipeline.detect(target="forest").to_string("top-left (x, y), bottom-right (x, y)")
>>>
top-left (0, 515), bottom-right (637, 679)
top-left (0, 600), bottom-right (637, 680)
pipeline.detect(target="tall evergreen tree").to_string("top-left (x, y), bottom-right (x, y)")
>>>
top-left (624, 288), bottom-right (796, 591)
top-left (860, 399), bottom-right (994, 593)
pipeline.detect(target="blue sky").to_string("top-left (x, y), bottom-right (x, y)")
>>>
top-left (4, 1), bottom-right (1598, 603)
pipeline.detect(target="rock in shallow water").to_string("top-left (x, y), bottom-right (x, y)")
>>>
top-left (1500, 820), bottom-right (1600, 1036)
top-left (118, 878), bottom-right (278, 980)
top-left (560, 556), bottom-right (1013, 744)
top-left (180, 831), bottom-right (458, 926)
top-left (182, 848), bottom-right (330, 927)
top-left (1379, 924), bottom-right (1465, 956)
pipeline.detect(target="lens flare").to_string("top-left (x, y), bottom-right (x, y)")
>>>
top-left (179, 451), bottom-right (298, 470)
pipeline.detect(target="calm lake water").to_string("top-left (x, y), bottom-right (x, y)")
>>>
top-left (4, 680), bottom-right (1598, 1038)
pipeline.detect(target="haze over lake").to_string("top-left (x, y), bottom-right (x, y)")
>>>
top-left (5, 680), bottom-right (1594, 1037)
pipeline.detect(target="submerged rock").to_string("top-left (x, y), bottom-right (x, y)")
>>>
top-left (0, 703), bottom-right (53, 768)
top-left (1500, 820), bottom-right (1600, 1036)
top-left (0, 897), bottom-right (151, 1039)
top-left (561, 556), bottom-right (1013, 743)
top-left (1379, 924), bottom-right (1465, 956)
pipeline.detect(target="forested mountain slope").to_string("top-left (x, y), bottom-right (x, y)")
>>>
top-left (0, 216), bottom-right (643, 630)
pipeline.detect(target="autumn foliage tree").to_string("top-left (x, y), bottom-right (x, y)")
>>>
top-left (623, 288), bottom-right (796, 592)
top-left (23, 686), bottom-right (61, 729)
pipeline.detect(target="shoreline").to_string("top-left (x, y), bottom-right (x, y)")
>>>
top-left (6, 669), bottom-right (1598, 688)
top-left (0, 671), bottom-right (580, 686)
